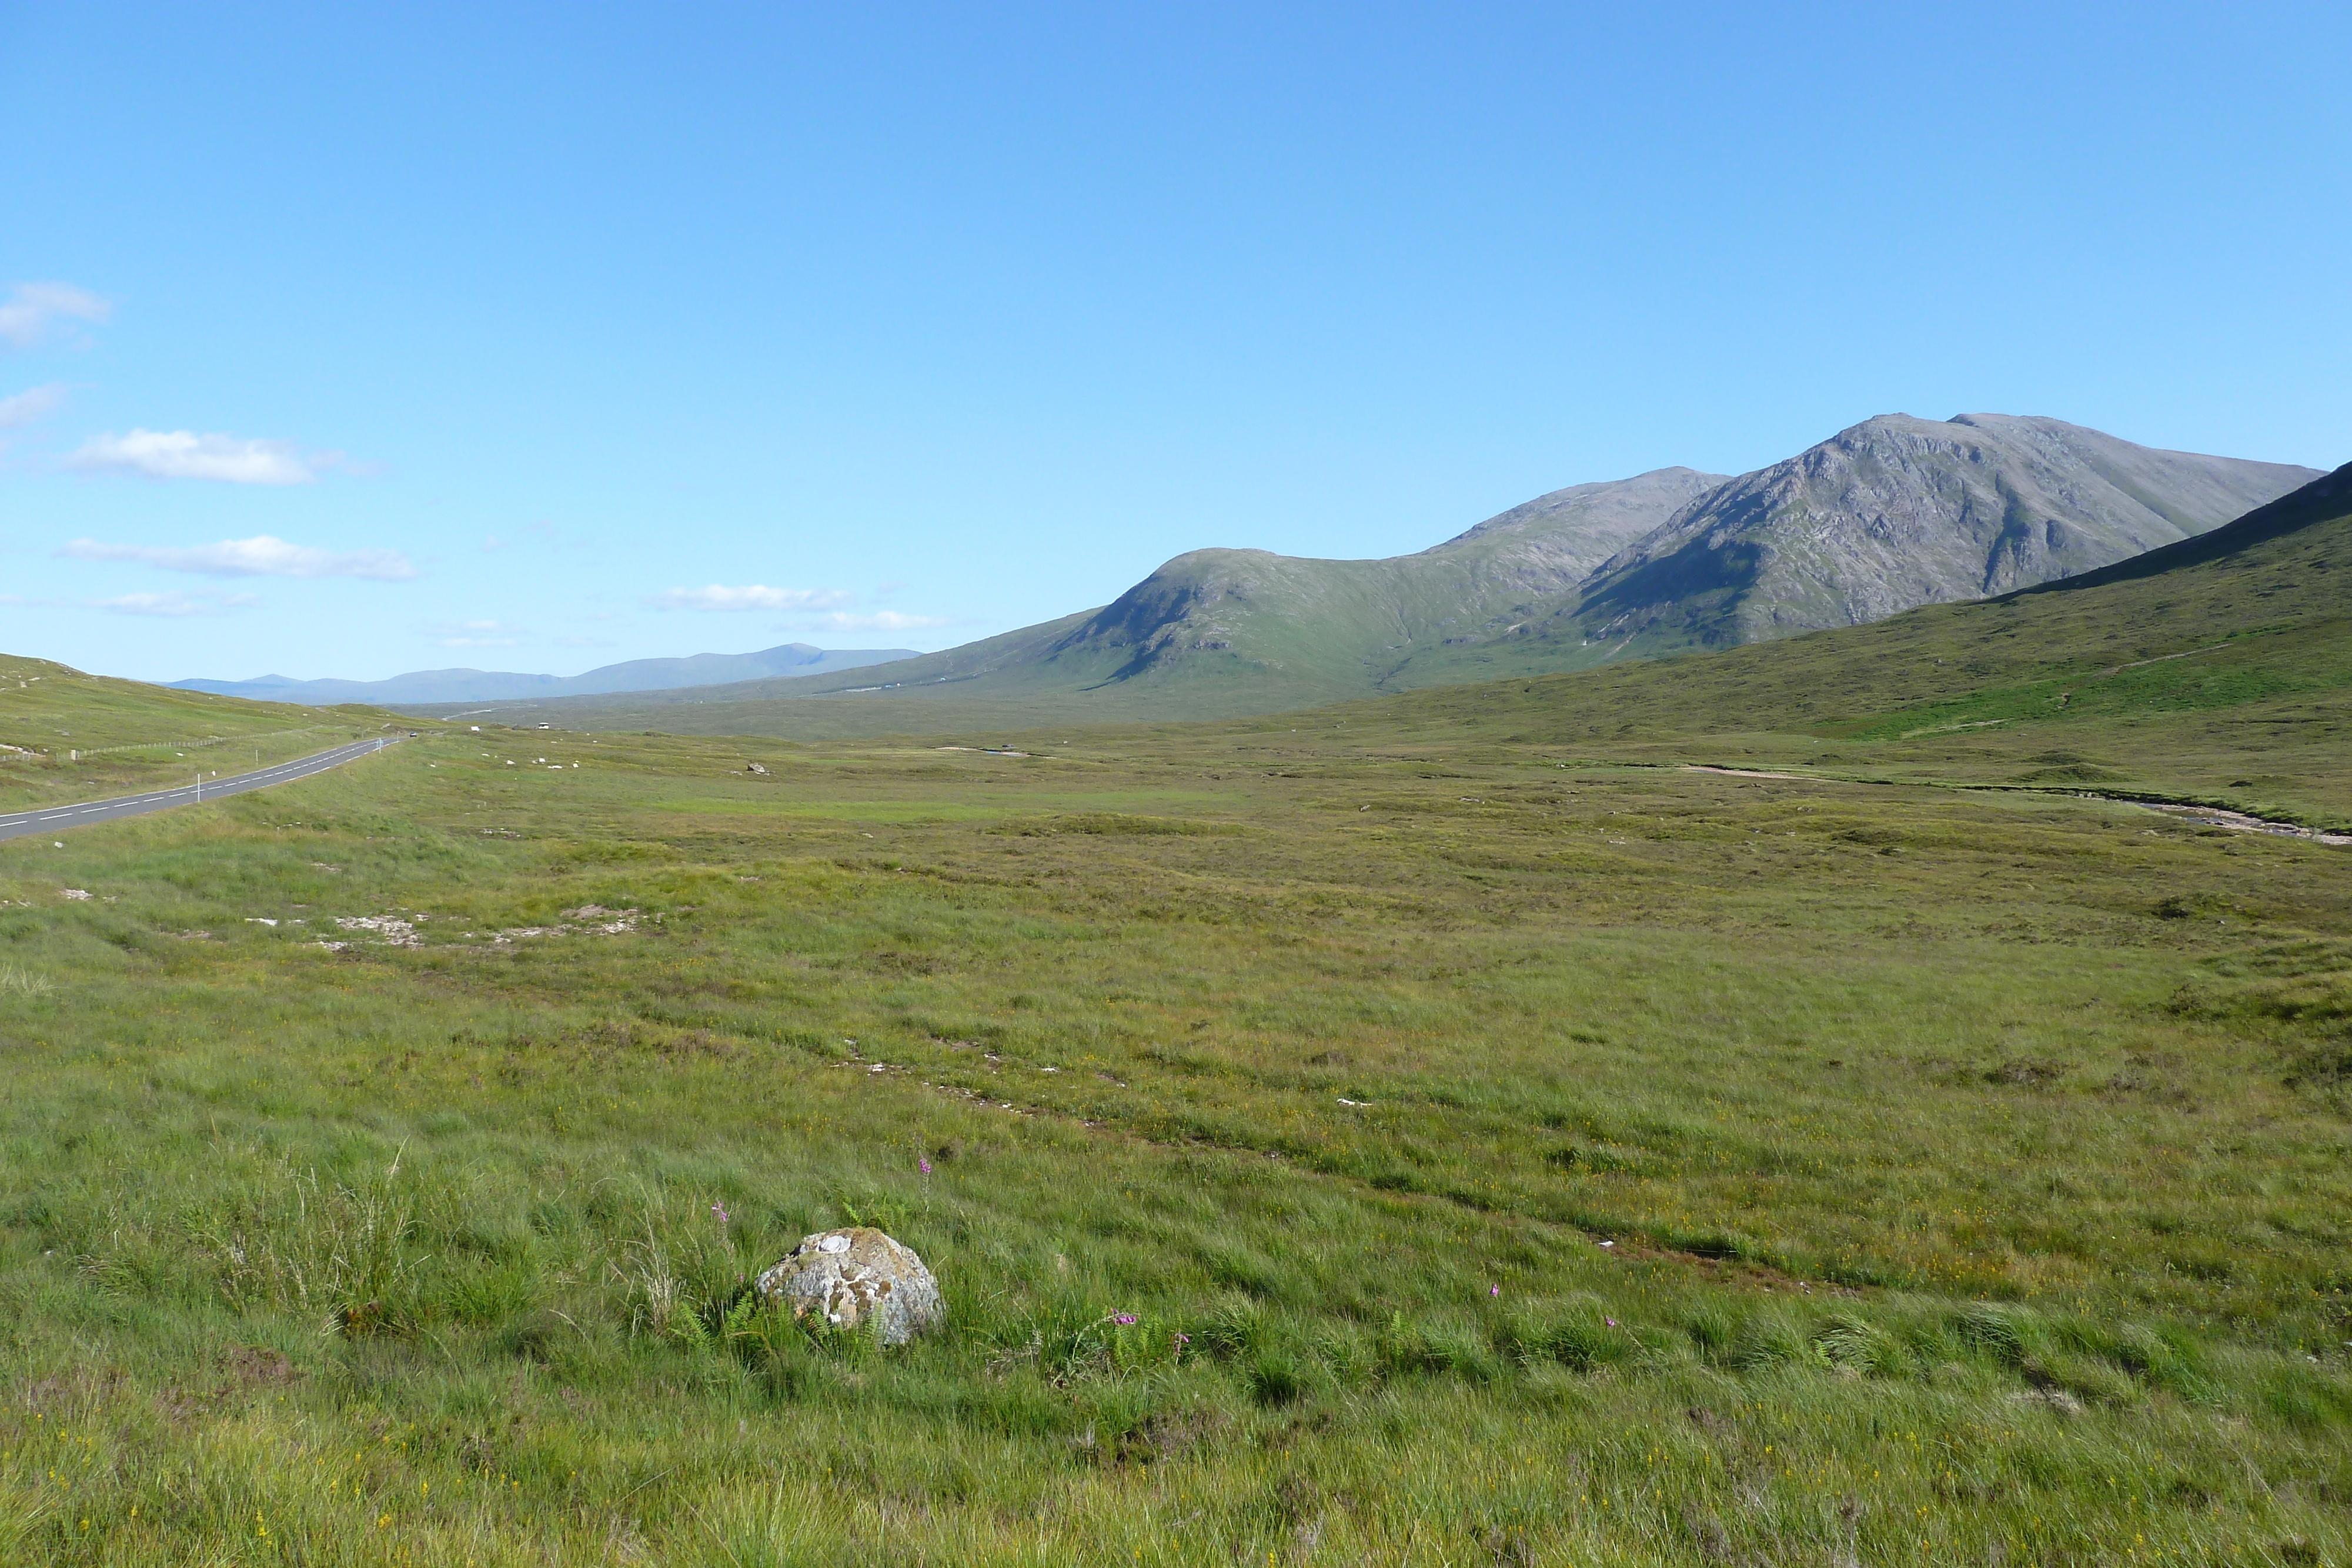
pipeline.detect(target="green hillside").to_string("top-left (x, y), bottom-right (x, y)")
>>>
top-left (0, 656), bottom-right (403, 812)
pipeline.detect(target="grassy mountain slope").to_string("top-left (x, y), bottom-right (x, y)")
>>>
top-left (1048, 465), bottom-right (1730, 700)
top-left (0, 655), bottom-right (400, 811)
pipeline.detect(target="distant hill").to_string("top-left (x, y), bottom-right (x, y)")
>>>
top-left (170, 643), bottom-right (918, 708)
top-left (1037, 466), bottom-right (1729, 698)
top-left (495, 416), bottom-right (2318, 739)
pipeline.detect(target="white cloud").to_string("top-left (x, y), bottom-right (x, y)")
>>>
top-left (0, 383), bottom-right (67, 428)
top-left (68, 429), bottom-right (323, 484)
top-left (801, 610), bottom-right (953, 632)
top-left (91, 590), bottom-right (261, 617)
top-left (429, 618), bottom-right (525, 648)
top-left (647, 584), bottom-right (853, 612)
top-left (0, 282), bottom-right (111, 350)
top-left (59, 534), bottom-right (417, 581)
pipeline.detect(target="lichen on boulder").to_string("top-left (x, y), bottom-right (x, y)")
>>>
top-left (756, 1226), bottom-right (943, 1345)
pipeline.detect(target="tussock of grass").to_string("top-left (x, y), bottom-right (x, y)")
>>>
top-left (0, 963), bottom-right (52, 998)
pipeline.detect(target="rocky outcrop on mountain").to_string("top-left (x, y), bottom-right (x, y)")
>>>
top-left (1426, 466), bottom-right (1733, 580)
top-left (1568, 415), bottom-right (2321, 656)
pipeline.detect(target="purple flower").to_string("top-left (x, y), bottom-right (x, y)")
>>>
top-left (1112, 1313), bottom-right (1137, 1325)
top-left (918, 1158), bottom-right (933, 1175)
top-left (711, 1202), bottom-right (730, 1225)
top-left (1604, 1317), bottom-right (1618, 1329)
top-left (1489, 1285), bottom-right (1501, 1297)
top-left (1173, 1332), bottom-right (1191, 1345)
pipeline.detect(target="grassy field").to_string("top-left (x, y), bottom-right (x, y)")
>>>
top-left (1, 478), bottom-right (2347, 1563)
top-left (2, 687), bottom-right (2349, 1564)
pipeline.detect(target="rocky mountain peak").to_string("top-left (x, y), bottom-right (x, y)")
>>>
top-left (1569, 414), bottom-right (2321, 656)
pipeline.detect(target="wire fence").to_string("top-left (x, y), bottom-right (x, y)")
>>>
top-left (61, 726), bottom-right (344, 762)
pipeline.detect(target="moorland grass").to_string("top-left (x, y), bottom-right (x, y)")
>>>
top-left (1, 713), bottom-right (2348, 1564)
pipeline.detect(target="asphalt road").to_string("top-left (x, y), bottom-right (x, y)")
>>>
top-left (0, 736), bottom-right (400, 844)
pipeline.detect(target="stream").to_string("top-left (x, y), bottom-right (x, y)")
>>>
top-left (1681, 764), bottom-right (2350, 847)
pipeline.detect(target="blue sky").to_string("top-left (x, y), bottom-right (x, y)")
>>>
top-left (4, 3), bottom-right (2346, 684)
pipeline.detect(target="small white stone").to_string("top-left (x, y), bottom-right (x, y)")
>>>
top-left (818, 1234), bottom-right (851, 1254)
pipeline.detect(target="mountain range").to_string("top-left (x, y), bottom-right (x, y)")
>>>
top-left (438, 413), bottom-right (2319, 736)
top-left (169, 643), bottom-right (917, 709)
top-left (1561, 413), bottom-right (2318, 658)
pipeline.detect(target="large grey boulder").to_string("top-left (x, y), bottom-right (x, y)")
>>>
top-left (756, 1226), bottom-right (943, 1345)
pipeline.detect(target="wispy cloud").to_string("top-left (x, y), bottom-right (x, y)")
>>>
top-left (800, 610), bottom-right (952, 632)
top-left (91, 590), bottom-right (261, 617)
top-left (59, 534), bottom-right (417, 581)
top-left (0, 282), bottom-right (110, 350)
top-left (66, 429), bottom-right (340, 484)
top-left (429, 618), bottom-right (525, 648)
top-left (0, 383), bottom-right (68, 429)
top-left (647, 584), bottom-right (852, 612)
